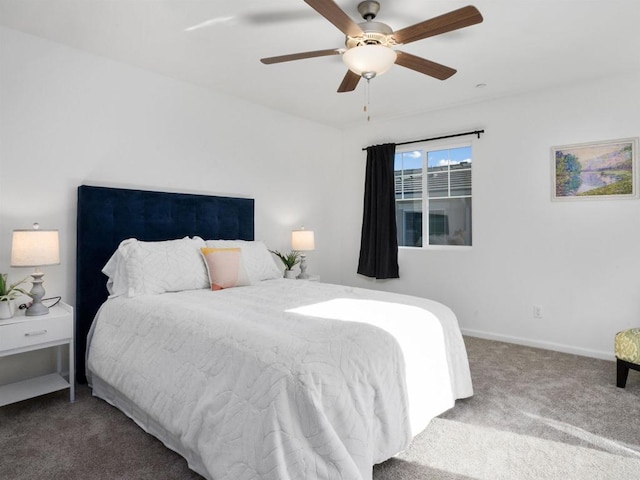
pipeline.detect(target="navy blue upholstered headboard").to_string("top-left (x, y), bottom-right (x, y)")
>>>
top-left (76, 185), bottom-right (254, 383)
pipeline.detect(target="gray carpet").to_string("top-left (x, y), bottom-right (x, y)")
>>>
top-left (1, 336), bottom-right (639, 479)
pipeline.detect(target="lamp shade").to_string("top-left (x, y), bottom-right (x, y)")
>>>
top-left (11, 227), bottom-right (60, 267)
top-left (291, 229), bottom-right (315, 252)
top-left (342, 45), bottom-right (397, 77)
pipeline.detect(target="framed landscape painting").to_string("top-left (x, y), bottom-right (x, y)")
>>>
top-left (552, 137), bottom-right (638, 200)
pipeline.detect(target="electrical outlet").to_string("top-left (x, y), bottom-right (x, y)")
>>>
top-left (533, 305), bottom-right (543, 319)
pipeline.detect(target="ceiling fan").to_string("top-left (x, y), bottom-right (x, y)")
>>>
top-left (260, 0), bottom-right (483, 93)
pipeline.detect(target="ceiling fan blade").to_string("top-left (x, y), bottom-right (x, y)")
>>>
top-left (395, 51), bottom-right (456, 80)
top-left (304, 0), bottom-right (363, 37)
top-left (337, 70), bottom-right (361, 93)
top-left (261, 48), bottom-right (341, 64)
top-left (393, 5), bottom-right (483, 45)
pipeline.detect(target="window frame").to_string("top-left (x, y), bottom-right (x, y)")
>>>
top-left (395, 139), bottom-right (474, 250)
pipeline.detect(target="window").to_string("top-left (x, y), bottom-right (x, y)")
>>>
top-left (394, 144), bottom-right (472, 247)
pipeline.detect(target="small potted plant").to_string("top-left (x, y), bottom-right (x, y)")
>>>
top-left (270, 250), bottom-right (301, 279)
top-left (0, 274), bottom-right (29, 320)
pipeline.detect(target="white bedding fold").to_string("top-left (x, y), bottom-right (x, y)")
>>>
top-left (87, 279), bottom-right (472, 480)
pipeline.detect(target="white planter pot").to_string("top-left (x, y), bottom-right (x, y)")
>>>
top-left (0, 300), bottom-right (15, 320)
top-left (284, 270), bottom-right (297, 279)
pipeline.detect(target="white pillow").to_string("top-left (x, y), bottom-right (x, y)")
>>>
top-left (102, 247), bottom-right (129, 298)
top-left (204, 240), bottom-right (282, 283)
top-left (102, 237), bottom-right (209, 297)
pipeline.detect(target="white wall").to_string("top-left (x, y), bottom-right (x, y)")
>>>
top-left (3, 26), bottom-right (638, 389)
top-left (339, 72), bottom-right (640, 360)
top-left (0, 27), bottom-right (343, 383)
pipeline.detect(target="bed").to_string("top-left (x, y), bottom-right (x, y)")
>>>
top-left (76, 185), bottom-right (473, 480)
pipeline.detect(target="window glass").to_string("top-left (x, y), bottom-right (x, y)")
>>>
top-left (395, 145), bottom-right (472, 247)
top-left (395, 151), bottom-right (424, 247)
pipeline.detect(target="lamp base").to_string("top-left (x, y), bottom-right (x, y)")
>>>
top-left (25, 271), bottom-right (49, 316)
top-left (26, 302), bottom-right (49, 316)
top-left (297, 254), bottom-right (310, 280)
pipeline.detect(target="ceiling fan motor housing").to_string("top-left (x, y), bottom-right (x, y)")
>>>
top-left (345, 21), bottom-right (395, 48)
top-left (345, 1), bottom-right (395, 48)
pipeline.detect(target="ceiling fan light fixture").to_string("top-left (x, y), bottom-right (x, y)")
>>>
top-left (342, 44), bottom-right (397, 77)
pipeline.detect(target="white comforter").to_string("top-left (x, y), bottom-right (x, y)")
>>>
top-left (87, 279), bottom-right (472, 480)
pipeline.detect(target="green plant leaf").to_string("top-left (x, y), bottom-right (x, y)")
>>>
top-left (0, 274), bottom-right (30, 298)
top-left (270, 250), bottom-right (301, 270)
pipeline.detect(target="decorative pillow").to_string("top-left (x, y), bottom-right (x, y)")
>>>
top-left (102, 237), bottom-right (209, 297)
top-left (200, 247), bottom-right (251, 290)
top-left (204, 240), bottom-right (282, 283)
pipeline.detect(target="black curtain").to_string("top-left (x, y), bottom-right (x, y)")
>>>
top-left (357, 143), bottom-right (399, 279)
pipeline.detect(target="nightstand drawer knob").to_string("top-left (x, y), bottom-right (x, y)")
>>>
top-left (24, 330), bottom-right (48, 337)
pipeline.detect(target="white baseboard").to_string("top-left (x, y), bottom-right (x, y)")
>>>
top-left (461, 328), bottom-right (615, 362)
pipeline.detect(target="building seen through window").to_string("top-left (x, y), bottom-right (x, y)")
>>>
top-left (394, 145), bottom-right (472, 247)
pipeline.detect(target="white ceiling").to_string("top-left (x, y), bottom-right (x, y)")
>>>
top-left (2, 0), bottom-right (640, 127)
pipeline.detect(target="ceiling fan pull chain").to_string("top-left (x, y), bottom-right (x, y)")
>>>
top-left (363, 78), bottom-right (367, 114)
top-left (364, 77), bottom-right (371, 122)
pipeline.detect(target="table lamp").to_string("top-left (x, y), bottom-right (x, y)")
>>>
top-left (291, 227), bottom-right (315, 280)
top-left (11, 223), bottom-right (60, 316)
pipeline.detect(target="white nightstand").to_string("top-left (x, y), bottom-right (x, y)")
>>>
top-left (0, 302), bottom-right (74, 407)
top-left (299, 275), bottom-right (320, 282)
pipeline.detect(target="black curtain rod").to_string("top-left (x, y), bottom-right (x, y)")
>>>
top-left (362, 129), bottom-right (485, 151)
